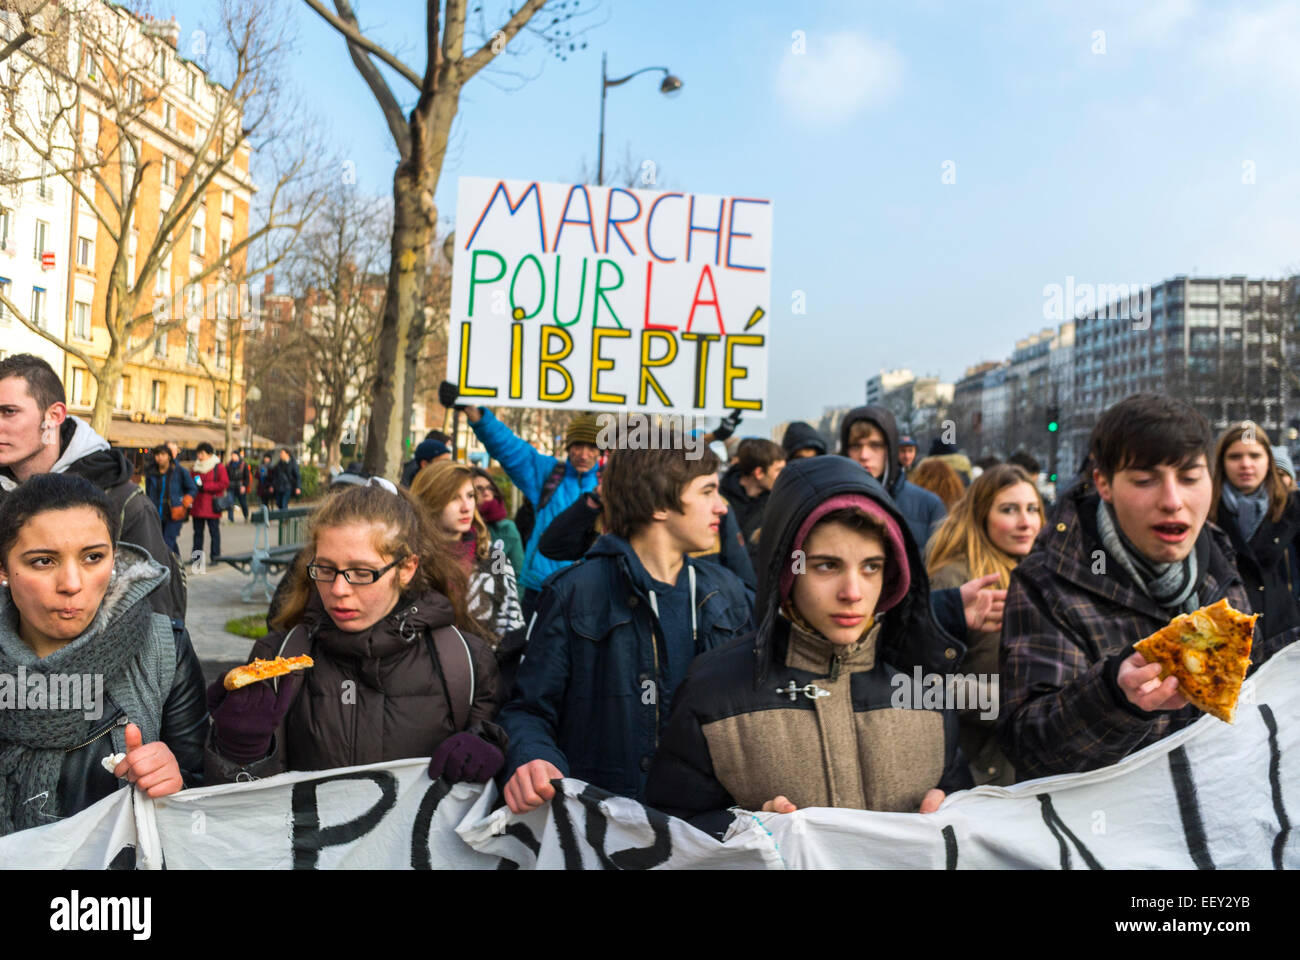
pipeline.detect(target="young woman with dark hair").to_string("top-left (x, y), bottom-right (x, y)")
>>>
top-left (0, 474), bottom-right (206, 836)
top-left (1210, 423), bottom-right (1300, 640)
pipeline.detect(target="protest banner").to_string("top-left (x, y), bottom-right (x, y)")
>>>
top-left (448, 177), bottom-right (773, 418)
top-left (3, 643), bottom-right (1295, 869)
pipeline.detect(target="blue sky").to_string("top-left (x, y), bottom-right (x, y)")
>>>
top-left (189, 0), bottom-right (1300, 429)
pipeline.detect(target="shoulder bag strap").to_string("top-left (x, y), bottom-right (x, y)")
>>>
top-left (427, 625), bottom-right (475, 731)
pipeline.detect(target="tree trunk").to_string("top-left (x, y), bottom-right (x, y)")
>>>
top-left (363, 163), bottom-right (433, 478)
top-left (89, 357), bottom-right (118, 435)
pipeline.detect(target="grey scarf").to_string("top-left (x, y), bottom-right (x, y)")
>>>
top-left (1095, 499), bottom-right (1200, 616)
top-left (0, 550), bottom-right (160, 835)
top-left (1218, 482), bottom-right (1270, 545)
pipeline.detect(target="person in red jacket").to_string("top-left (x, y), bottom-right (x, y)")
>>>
top-left (190, 441), bottom-right (229, 562)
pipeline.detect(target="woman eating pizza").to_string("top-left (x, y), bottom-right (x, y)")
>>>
top-left (0, 474), bottom-right (206, 836)
top-left (205, 480), bottom-right (507, 785)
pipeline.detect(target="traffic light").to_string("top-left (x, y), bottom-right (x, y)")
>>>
top-left (1046, 405), bottom-right (1060, 433)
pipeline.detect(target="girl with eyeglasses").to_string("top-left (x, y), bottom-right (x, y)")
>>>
top-left (205, 483), bottom-right (507, 785)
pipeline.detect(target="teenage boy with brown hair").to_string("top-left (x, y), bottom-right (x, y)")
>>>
top-left (499, 444), bottom-right (754, 811)
top-left (1000, 393), bottom-right (1295, 780)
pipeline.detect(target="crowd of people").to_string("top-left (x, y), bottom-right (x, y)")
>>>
top-left (1, 351), bottom-right (1297, 847)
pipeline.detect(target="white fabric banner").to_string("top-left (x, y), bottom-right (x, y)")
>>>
top-left (3, 643), bottom-right (1296, 869)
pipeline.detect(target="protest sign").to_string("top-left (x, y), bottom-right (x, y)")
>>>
top-left (448, 177), bottom-right (773, 418)
top-left (2, 643), bottom-right (1295, 869)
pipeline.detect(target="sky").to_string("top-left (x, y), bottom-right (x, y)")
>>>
top-left (171, 0), bottom-right (1300, 431)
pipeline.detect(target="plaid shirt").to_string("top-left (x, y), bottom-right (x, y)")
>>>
top-left (998, 486), bottom-right (1291, 781)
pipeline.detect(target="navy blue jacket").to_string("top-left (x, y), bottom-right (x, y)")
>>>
top-left (145, 463), bottom-right (197, 521)
top-left (498, 533), bottom-right (754, 801)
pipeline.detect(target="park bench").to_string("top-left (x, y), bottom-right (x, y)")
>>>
top-left (215, 505), bottom-right (313, 603)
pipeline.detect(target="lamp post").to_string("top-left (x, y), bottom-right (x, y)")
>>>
top-left (597, 52), bottom-right (682, 186)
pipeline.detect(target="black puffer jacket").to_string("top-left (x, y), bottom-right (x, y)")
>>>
top-left (719, 466), bottom-right (768, 541)
top-left (1216, 490), bottom-right (1300, 640)
top-left (206, 588), bottom-right (504, 781)
top-left (645, 456), bottom-right (970, 836)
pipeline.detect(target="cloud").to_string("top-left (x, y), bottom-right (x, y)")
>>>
top-left (775, 31), bottom-right (903, 126)
top-left (1204, 2), bottom-right (1300, 94)
top-left (1125, 0), bottom-right (1197, 44)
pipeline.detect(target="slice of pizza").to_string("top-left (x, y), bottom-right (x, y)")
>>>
top-left (223, 655), bottom-right (315, 691)
top-left (1134, 599), bottom-right (1257, 723)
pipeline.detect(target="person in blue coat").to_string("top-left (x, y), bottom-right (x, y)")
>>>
top-left (460, 402), bottom-right (601, 617)
top-left (144, 443), bottom-right (196, 555)
top-left (498, 443), bottom-right (754, 810)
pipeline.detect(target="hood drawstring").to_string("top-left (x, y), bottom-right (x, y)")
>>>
top-left (646, 564), bottom-right (698, 645)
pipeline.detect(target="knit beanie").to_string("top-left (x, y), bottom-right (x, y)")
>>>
top-left (778, 494), bottom-right (911, 615)
top-left (1272, 445), bottom-right (1295, 482)
top-left (566, 413), bottom-right (600, 449)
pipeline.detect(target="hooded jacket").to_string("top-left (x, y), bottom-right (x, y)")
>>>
top-left (0, 544), bottom-right (206, 833)
top-left (497, 532), bottom-right (754, 802)
top-left (469, 408), bottom-right (598, 593)
top-left (145, 461), bottom-right (197, 521)
top-left (719, 465), bottom-right (769, 542)
top-left (998, 481), bottom-right (1297, 780)
top-left (205, 587), bottom-right (504, 782)
top-left (838, 405), bottom-right (946, 550)
top-left (1215, 490), bottom-right (1300, 640)
top-left (645, 456), bottom-right (971, 837)
top-left (781, 421), bottom-right (827, 458)
top-left (0, 417), bottom-right (178, 618)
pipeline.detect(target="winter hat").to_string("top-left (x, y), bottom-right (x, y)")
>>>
top-left (899, 435), bottom-right (917, 449)
top-left (778, 493), bottom-right (911, 615)
top-left (415, 438), bottom-right (449, 463)
top-left (928, 437), bottom-right (958, 456)
top-left (781, 421), bottom-right (827, 458)
top-left (565, 414), bottom-right (600, 449)
top-left (1273, 446), bottom-right (1295, 482)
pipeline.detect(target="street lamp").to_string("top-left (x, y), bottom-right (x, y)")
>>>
top-left (597, 52), bottom-right (682, 187)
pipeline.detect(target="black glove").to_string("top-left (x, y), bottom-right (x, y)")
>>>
top-left (711, 409), bottom-right (743, 442)
top-left (438, 380), bottom-right (466, 411)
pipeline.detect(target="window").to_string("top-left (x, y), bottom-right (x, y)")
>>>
top-left (191, 224), bottom-right (203, 257)
top-left (222, 189), bottom-right (233, 215)
top-left (156, 48), bottom-right (166, 81)
top-left (127, 77), bottom-right (140, 104)
top-left (220, 237), bottom-right (229, 258)
top-left (186, 71), bottom-right (197, 100)
top-left (39, 86), bottom-right (53, 124)
top-left (115, 375), bottom-right (131, 411)
top-left (162, 155), bottom-right (174, 186)
top-left (151, 380), bottom-right (166, 412)
top-left (154, 330), bottom-right (167, 358)
top-left (0, 208), bottom-right (9, 250)
top-left (37, 159), bottom-right (51, 199)
top-left (76, 235), bottom-right (91, 267)
top-left (186, 331), bottom-right (198, 363)
top-left (84, 46), bottom-right (97, 81)
top-left (30, 287), bottom-right (44, 328)
top-left (164, 102), bottom-right (174, 130)
top-left (74, 301), bottom-right (90, 340)
top-left (212, 389), bottom-right (223, 418)
top-left (71, 368), bottom-right (89, 406)
top-left (121, 138), bottom-right (137, 179)
top-left (184, 385), bottom-right (196, 415)
top-left (215, 336), bottom-right (226, 368)
top-left (33, 219), bottom-right (47, 258)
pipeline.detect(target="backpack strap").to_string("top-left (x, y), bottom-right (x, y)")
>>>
top-left (426, 625), bottom-right (476, 731)
top-left (535, 461), bottom-right (569, 512)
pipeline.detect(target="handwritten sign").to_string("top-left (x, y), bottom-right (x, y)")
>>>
top-left (448, 177), bottom-right (773, 417)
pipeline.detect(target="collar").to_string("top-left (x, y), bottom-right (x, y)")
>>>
top-left (783, 615), bottom-right (880, 676)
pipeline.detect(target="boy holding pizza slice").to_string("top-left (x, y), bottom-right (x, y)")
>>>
top-left (999, 394), bottom-right (1296, 780)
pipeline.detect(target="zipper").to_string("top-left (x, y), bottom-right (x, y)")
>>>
top-left (64, 713), bottom-right (127, 754)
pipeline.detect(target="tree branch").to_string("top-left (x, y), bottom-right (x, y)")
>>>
top-left (459, 0), bottom-right (548, 83)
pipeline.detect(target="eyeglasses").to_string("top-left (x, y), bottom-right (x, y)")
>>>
top-left (306, 557), bottom-right (402, 585)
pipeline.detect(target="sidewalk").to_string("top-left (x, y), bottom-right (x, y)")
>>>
top-left (182, 508), bottom-right (290, 686)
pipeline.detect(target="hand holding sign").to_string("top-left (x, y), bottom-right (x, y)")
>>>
top-left (113, 722), bottom-right (184, 798)
top-left (504, 758), bottom-right (565, 814)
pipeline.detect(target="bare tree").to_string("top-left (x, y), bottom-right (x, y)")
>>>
top-left (283, 187), bottom-right (388, 470)
top-left (0, 0), bottom-right (325, 433)
top-left (305, 0), bottom-right (597, 479)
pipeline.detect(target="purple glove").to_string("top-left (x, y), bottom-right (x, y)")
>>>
top-left (208, 674), bottom-right (300, 764)
top-left (428, 732), bottom-right (504, 784)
